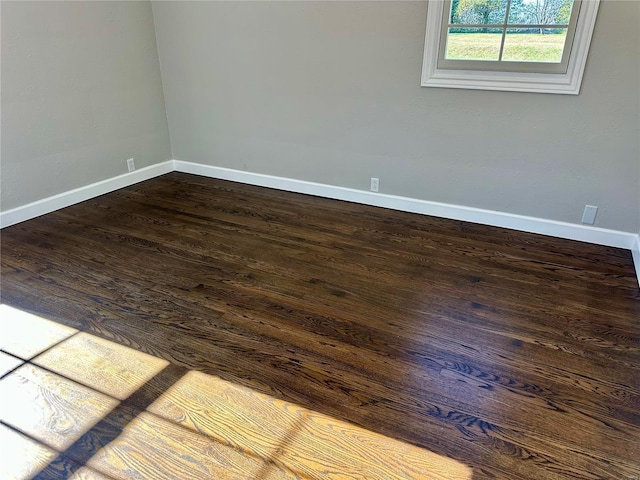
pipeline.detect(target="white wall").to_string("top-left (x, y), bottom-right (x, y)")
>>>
top-left (152, 0), bottom-right (639, 233)
top-left (1, 1), bottom-right (172, 211)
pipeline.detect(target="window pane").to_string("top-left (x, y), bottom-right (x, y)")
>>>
top-left (445, 29), bottom-right (502, 61)
top-left (501, 29), bottom-right (568, 62)
top-left (507, 0), bottom-right (574, 25)
top-left (450, 0), bottom-right (508, 25)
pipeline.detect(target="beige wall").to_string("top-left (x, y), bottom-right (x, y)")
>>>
top-left (1, 1), bottom-right (172, 211)
top-left (152, 0), bottom-right (639, 233)
top-left (2, 1), bottom-right (638, 233)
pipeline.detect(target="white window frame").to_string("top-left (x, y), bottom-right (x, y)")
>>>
top-left (421, 0), bottom-right (601, 94)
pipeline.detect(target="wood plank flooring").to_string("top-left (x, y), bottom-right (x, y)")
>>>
top-left (3, 314), bottom-right (454, 480)
top-left (1, 172), bottom-right (639, 479)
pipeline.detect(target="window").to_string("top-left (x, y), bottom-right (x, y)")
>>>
top-left (421, 0), bottom-right (600, 94)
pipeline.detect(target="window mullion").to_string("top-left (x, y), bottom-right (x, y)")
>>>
top-left (498, 0), bottom-right (512, 62)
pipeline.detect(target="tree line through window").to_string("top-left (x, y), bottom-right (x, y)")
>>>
top-left (444, 0), bottom-right (576, 63)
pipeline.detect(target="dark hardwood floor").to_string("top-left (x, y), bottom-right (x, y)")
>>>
top-left (1, 172), bottom-right (639, 479)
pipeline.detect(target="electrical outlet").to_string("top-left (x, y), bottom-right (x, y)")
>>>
top-left (370, 177), bottom-right (379, 193)
top-left (581, 205), bottom-right (598, 224)
top-left (127, 158), bottom-right (135, 172)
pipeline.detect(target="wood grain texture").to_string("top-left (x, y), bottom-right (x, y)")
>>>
top-left (67, 466), bottom-right (116, 480)
top-left (34, 332), bottom-right (169, 400)
top-left (32, 453), bottom-right (118, 480)
top-left (18, 349), bottom-right (463, 479)
top-left (1, 172), bottom-right (639, 479)
top-left (85, 411), bottom-right (303, 480)
top-left (0, 364), bottom-right (119, 451)
top-left (149, 370), bottom-right (472, 479)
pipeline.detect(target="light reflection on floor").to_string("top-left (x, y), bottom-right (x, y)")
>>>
top-left (0, 304), bottom-right (473, 480)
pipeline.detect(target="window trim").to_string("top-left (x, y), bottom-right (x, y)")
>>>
top-left (421, 0), bottom-right (601, 94)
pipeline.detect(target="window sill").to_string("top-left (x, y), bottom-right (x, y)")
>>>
top-left (421, 68), bottom-right (584, 95)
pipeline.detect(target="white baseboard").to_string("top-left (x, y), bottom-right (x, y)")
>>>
top-left (2, 158), bottom-right (638, 287)
top-left (632, 234), bottom-right (640, 287)
top-left (174, 160), bottom-right (638, 251)
top-left (0, 161), bottom-right (174, 228)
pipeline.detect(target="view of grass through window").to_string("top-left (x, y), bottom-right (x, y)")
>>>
top-left (445, 0), bottom-right (575, 63)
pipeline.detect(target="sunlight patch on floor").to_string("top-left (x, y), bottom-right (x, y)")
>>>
top-left (0, 304), bottom-right (77, 359)
top-left (0, 304), bottom-right (473, 479)
top-left (34, 332), bottom-right (169, 401)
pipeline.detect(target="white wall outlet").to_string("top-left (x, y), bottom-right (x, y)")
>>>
top-left (370, 177), bottom-right (379, 193)
top-left (127, 158), bottom-right (136, 172)
top-left (581, 205), bottom-right (598, 224)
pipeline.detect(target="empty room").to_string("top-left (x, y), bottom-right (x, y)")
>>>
top-left (1, 1), bottom-right (639, 479)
